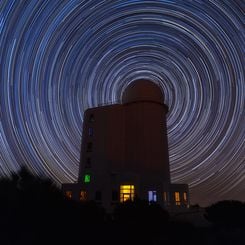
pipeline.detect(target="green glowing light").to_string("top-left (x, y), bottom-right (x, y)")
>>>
top-left (84, 174), bottom-right (91, 183)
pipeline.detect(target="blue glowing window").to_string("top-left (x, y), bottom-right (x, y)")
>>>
top-left (88, 127), bottom-right (93, 136)
top-left (148, 191), bottom-right (157, 202)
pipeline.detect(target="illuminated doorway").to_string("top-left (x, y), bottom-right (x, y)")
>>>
top-left (120, 185), bottom-right (135, 202)
top-left (148, 191), bottom-right (157, 202)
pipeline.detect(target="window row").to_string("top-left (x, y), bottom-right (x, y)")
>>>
top-left (65, 187), bottom-right (188, 206)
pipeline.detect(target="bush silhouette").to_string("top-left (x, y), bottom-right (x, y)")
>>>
top-left (205, 200), bottom-right (245, 227)
top-left (1, 168), bottom-right (244, 245)
top-left (0, 167), bottom-right (105, 245)
top-left (111, 199), bottom-right (169, 244)
top-left (113, 198), bottom-right (169, 224)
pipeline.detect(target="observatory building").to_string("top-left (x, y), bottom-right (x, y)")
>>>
top-left (62, 79), bottom-right (189, 211)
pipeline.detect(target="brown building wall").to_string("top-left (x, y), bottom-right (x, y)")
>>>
top-left (124, 102), bottom-right (170, 182)
top-left (79, 101), bottom-right (170, 185)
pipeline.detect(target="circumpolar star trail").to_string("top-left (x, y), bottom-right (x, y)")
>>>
top-left (0, 0), bottom-right (244, 206)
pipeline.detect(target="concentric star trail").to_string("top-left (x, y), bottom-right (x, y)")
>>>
top-left (0, 0), bottom-right (244, 206)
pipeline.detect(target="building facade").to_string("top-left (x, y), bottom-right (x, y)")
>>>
top-left (62, 79), bottom-right (189, 211)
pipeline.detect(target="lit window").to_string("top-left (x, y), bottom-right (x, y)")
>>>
top-left (80, 191), bottom-right (87, 201)
top-left (175, 192), bottom-right (181, 206)
top-left (84, 174), bottom-right (91, 183)
top-left (95, 191), bottom-right (102, 201)
top-left (148, 191), bottom-right (157, 202)
top-left (87, 142), bottom-right (92, 152)
top-left (163, 191), bottom-right (167, 202)
top-left (120, 185), bottom-right (135, 202)
top-left (183, 192), bottom-right (188, 203)
top-left (65, 191), bottom-right (72, 199)
top-left (88, 127), bottom-right (93, 136)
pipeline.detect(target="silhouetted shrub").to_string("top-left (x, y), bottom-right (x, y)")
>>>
top-left (0, 167), bottom-right (106, 245)
top-left (1, 168), bottom-right (244, 245)
top-left (111, 199), bottom-right (170, 244)
top-left (113, 199), bottom-right (169, 225)
top-left (205, 200), bottom-right (245, 227)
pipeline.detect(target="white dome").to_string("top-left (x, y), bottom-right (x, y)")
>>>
top-left (122, 79), bottom-right (164, 104)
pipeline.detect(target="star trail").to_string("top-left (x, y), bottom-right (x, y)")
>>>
top-left (0, 0), bottom-right (244, 206)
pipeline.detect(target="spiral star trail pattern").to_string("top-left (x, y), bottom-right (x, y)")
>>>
top-left (0, 0), bottom-right (244, 206)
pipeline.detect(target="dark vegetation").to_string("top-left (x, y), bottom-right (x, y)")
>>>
top-left (0, 167), bottom-right (244, 245)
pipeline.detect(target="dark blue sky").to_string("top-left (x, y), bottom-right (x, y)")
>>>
top-left (0, 0), bottom-right (244, 206)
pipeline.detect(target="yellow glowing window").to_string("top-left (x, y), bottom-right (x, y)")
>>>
top-left (163, 192), bottom-right (167, 202)
top-left (120, 185), bottom-right (135, 202)
top-left (65, 191), bottom-right (72, 199)
top-left (80, 191), bottom-right (87, 201)
top-left (183, 192), bottom-right (187, 202)
top-left (175, 192), bottom-right (181, 206)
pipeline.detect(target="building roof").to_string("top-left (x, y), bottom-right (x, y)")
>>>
top-left (122, 79), bottom-right (164, 104)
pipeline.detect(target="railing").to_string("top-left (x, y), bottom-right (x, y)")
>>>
top-left (98, 101), bottom-right (120, 106)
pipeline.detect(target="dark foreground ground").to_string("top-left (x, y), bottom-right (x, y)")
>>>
top-left (0, 168), bottom-right (244, 245)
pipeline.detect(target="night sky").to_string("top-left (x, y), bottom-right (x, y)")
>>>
top-left (1, 0), bottom-right (244, 206)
